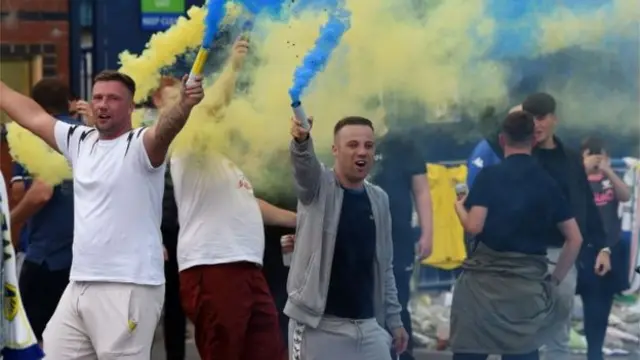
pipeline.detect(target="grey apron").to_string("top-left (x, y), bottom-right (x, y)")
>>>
top-left (449, 242), bottom-right (572, 355)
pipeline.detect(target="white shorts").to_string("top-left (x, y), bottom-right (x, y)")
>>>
top-left (43, 281), bottom-right (164, 360)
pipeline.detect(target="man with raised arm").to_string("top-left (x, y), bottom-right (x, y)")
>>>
top-left (0, 70), bottom-right (203, 359)
top-left (170, 38), bottom-right (297, 360)
top-left (286, 115), bottom-right (408, 360)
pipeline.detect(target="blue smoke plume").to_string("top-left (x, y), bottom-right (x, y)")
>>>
top-left (238, 0), bottom-right (284, 15)
top-left (202, 0), bottom-right (227, 49)
top-left (288, 6), bottom-right (351, 103)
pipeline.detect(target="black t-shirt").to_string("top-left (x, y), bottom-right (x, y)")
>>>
top-left (588, 172), bottom-right (621, 246)
top-left (465, 154), bottom-right (573, 255)
top-left (370, 134), bottom-right (426, 242)
top-left (533, 147), bottom-right (573, 247)
top-left (324, 188), bottom-right (376, 319)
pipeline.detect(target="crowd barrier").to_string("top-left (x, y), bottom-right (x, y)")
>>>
top-left (415, 157), bottom-right (640, 293)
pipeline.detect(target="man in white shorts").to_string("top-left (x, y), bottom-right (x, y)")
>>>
top-left (0, 69), bottom-right (203, 359)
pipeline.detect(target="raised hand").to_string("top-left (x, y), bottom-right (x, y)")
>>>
top-left (180, 74), bottom-right (204, 109)
top-left (290, 116), bottom-right (313, 142)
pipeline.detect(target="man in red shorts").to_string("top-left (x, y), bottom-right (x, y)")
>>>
top-left (171, 37), bottom-right (296, 360)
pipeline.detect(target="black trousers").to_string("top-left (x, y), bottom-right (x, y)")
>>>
top-left (163, 232), bottom-right (186, 360)
top-left (19, 260), bottom-right (70, 341)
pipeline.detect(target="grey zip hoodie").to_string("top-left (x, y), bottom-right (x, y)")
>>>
top-left (283, 136), bottom-right (403, 331)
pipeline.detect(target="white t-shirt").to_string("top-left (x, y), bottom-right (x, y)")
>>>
top-left (170, 153), bottom-right (265, 271)
top-left (54, 121), bottom-right (165, 285)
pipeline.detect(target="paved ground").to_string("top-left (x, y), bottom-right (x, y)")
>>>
top-left (150, 342), bottom-right (637, 359)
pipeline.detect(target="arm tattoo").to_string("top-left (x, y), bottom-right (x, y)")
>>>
top-left (154, 102), bottom-right (192, 148)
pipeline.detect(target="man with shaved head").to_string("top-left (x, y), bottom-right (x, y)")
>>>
top-left (0, 68), bottom-right (204, 358)
top-left (286, 115), bottom-right (409, 360)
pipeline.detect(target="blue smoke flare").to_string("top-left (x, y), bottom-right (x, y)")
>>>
top-left (202, 0), bottom-right (227, 49)
top-left (288, 7), bottom-right (351, 103)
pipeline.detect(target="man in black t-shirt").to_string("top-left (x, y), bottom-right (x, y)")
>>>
top-left (371, 131), bottom-right (433, 360)
top-left (450, 110), bottom-right (583, 359)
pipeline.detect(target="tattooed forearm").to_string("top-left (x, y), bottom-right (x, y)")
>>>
top-left (153, 102), bottom-right (192, 148)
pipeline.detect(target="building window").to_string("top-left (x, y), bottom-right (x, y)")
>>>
top-left (79, 0), bottom-right (93, 28)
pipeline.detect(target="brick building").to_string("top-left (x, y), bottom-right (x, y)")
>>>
top-left (0, 0), bottom-right (70, 81)
top-left (0, 0), bottom-right (71, 235)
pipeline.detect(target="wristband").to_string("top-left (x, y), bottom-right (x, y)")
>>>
top-left (600, 247), bottom-right (611, 254)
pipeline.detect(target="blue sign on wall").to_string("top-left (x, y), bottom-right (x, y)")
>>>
top-left (140, 0), bottom-right (186, 31)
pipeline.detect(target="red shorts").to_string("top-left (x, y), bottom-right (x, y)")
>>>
top-left (180, 262), bottom-right (285, 360)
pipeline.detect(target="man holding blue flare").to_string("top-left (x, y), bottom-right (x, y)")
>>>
top-left (286, 114), bottom-right (409, 360)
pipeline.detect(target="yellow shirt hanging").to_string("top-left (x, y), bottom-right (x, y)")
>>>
top-left (421, 163), bottom-right (468, 270)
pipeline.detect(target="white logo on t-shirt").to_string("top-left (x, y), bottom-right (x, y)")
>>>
top-left (472, 157), bottom-right (484, 168)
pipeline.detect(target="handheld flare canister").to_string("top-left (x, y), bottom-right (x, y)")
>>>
top-left (186, 47), bottom-right (210, 86)
top-left (291, 101), bottom-right (310, 130)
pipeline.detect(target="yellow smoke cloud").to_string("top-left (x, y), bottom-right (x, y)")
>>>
top-left (6, 0), bottom-right (638, 193)
top-left (534, 0), bottom-right (640, 133)
top-left (538, 0), bottom-right (639, 55)
top-left (161, 0), bottom-right (511, 196)
top-left (5, 123), bottom-right (71, 186)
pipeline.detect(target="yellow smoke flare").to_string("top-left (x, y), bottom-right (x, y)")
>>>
top-left (5, 123), bottom-right (71, 186)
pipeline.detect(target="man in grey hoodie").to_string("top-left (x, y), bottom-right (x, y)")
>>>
top-left (285, 115), bottom-right (408, 360)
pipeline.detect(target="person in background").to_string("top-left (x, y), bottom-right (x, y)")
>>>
top-left (9, 78), bottom-right (81, 346)
top-left (371, 131), bottom-right (433, 360)
top-left (523, 93), bottom-right (610, 360)
top-left (287, 115), bottom-right (408, 360)
top-left (9, 164), bottom-right (31, 275)
top-left (579, 137), bottom-right (631, 360)
top-left (450, 111), bottom-right (583, 360)
top-left (74, 99), bottom-right (96, 127)
top-left (468, 93), bottom-right (610, 360)
top-left (67, 91), bottom-right (79, 118)
top-left (149, 75), bottom-right (187, 360)
top-left (466, 104), bottom-right (521, 187)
